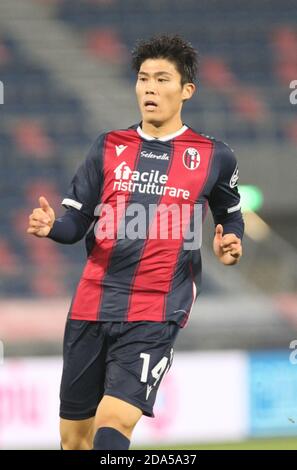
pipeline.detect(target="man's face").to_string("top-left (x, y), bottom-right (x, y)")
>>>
top-left (136, 58), bottom-right (195, 127)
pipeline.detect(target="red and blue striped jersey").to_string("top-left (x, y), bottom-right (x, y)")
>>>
top-left (62, 124), bottom-right (243, 326)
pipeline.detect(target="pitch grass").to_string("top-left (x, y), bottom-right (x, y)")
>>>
top-left (132, 436), bottom-right (297, 450)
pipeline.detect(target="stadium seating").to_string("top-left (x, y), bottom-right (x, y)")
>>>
top-left (1, 0), bottom-right (296, 298)
top-left (0, 32), bottom-right (90, 296)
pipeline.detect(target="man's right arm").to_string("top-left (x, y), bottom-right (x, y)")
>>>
top-left (27, 134), bottom-right (105, 243)
top-left (27, 196), bottom-right (93, 244)
top-left (47, 207), bottom-right (93, 244)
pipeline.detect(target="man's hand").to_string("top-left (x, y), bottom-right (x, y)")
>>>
top-left (213, 224), bottom-right (242, 265)
top-left (27, 196), bottom-right (55, 238)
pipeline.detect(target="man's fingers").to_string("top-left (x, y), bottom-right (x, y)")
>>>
top-left (221, 242), bottom-right (238, 253)
top-left (39, 196), bottom-right (50, 211)
top-left (32, 208), bottom-right (41, 217)
top-left (215, 224), bottom-right (224, 246)
top-left (29, 220), bottom-right (48, 229)
top-left (215, 224), bottom-right (224, 237)
top-left (27, 227), bottom-right (39, 234)
top-left (31, 209), bottom-right (50, 224)
top-left (30, 216), bottom-right (50, 225)
top-left (27, 226), bottom-right (50, 237)
top-left (29, 217), bottom-right (50, 226)
top-left (223, 247), bottom-right (241, 257)
top-left (223, 248), bottom-right (241, 257)
top-left (221, 236), bottom-right (240, 248)
top-left (27, 201), bottom-right (53, 238)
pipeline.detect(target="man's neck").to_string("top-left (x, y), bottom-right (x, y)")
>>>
top-left (141, 120), bottom-right (184, 139)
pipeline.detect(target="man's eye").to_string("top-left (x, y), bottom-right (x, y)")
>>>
top-left (158, 78), bottom-right (168, 82)
top-left (139, 77), bottom-right (147, 82)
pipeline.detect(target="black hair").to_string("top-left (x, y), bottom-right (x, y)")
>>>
top-left (132, 34), bottom-right (198, 85)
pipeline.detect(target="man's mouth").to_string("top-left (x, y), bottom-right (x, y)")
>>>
top-left (144, 100), bottom-right (158, 110)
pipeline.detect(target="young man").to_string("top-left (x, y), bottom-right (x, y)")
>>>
top-left (27, 35), bottom-right (243, 450)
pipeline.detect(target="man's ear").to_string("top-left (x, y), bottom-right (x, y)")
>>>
top-left (182, 83), bottom-right (196, 101)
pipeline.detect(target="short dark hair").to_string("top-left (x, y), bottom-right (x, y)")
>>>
top-left (131, 34), bottom-right (198, 85)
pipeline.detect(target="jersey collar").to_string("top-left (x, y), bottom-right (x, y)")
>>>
top-left (136, 124), bottom-right (188, 142)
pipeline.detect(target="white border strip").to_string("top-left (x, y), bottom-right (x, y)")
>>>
top-left (227, 203), bottom-right (241, 214)
top-left (61, 198), bottom-right (82, 210)
top-left (137, 125), bottom-right (188, 142)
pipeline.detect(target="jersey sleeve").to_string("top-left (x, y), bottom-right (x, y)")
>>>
top-left (208, 141), bottom-right (244, 239)
top-left (61, 133), bottom-right (106, 218)
top-left (47, 207), bottom-right (93, 244)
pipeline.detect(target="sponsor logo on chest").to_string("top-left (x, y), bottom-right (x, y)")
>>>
top-left (113, 161), bottom-right (190, 200)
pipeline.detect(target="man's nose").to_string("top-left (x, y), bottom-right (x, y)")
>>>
top-left (145, 81), bottom-right (157, 94)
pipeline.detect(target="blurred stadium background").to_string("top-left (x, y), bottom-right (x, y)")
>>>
top-left (0, 0), bottom-right (297, 450)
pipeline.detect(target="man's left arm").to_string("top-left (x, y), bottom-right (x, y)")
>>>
top-left (208, 142), bottom-right (244, 266)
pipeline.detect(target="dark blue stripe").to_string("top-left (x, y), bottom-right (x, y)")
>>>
top-left (98, 139), bottom-right (173, 321)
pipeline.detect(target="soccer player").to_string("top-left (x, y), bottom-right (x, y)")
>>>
top-left (27, 35), bottom-right (243, 450)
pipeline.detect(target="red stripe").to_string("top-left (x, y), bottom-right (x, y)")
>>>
top-left (126, 130), bottom-right (215, 321)
top-left (70, 130), bottom-right (140, 320)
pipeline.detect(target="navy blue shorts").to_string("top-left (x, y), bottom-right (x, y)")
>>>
top-left (60, 320), bottom-right (180, 420)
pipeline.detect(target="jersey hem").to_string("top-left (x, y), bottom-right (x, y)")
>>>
top-left (69, 312), bottom-right (183, 326)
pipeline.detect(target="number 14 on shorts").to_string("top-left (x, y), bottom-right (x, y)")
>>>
top-left (139, 348), bottom-right (173, 399)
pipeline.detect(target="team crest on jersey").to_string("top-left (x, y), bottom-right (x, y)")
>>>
top-left (183, 147), bottom-right (200, 170)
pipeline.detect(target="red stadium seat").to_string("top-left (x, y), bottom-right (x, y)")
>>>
top-left (271, 27), bottom-right (297, 84)
top-left (0, 41), bottom-right (11, 65)
top-left (0, 238), bottom-right (20, 275)
top-left (13, 121), bottom-right (55, 159)
top-left (201, 57), bottom-right (237, 90)
top-left (85, 28), bottom-right (128, 63)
